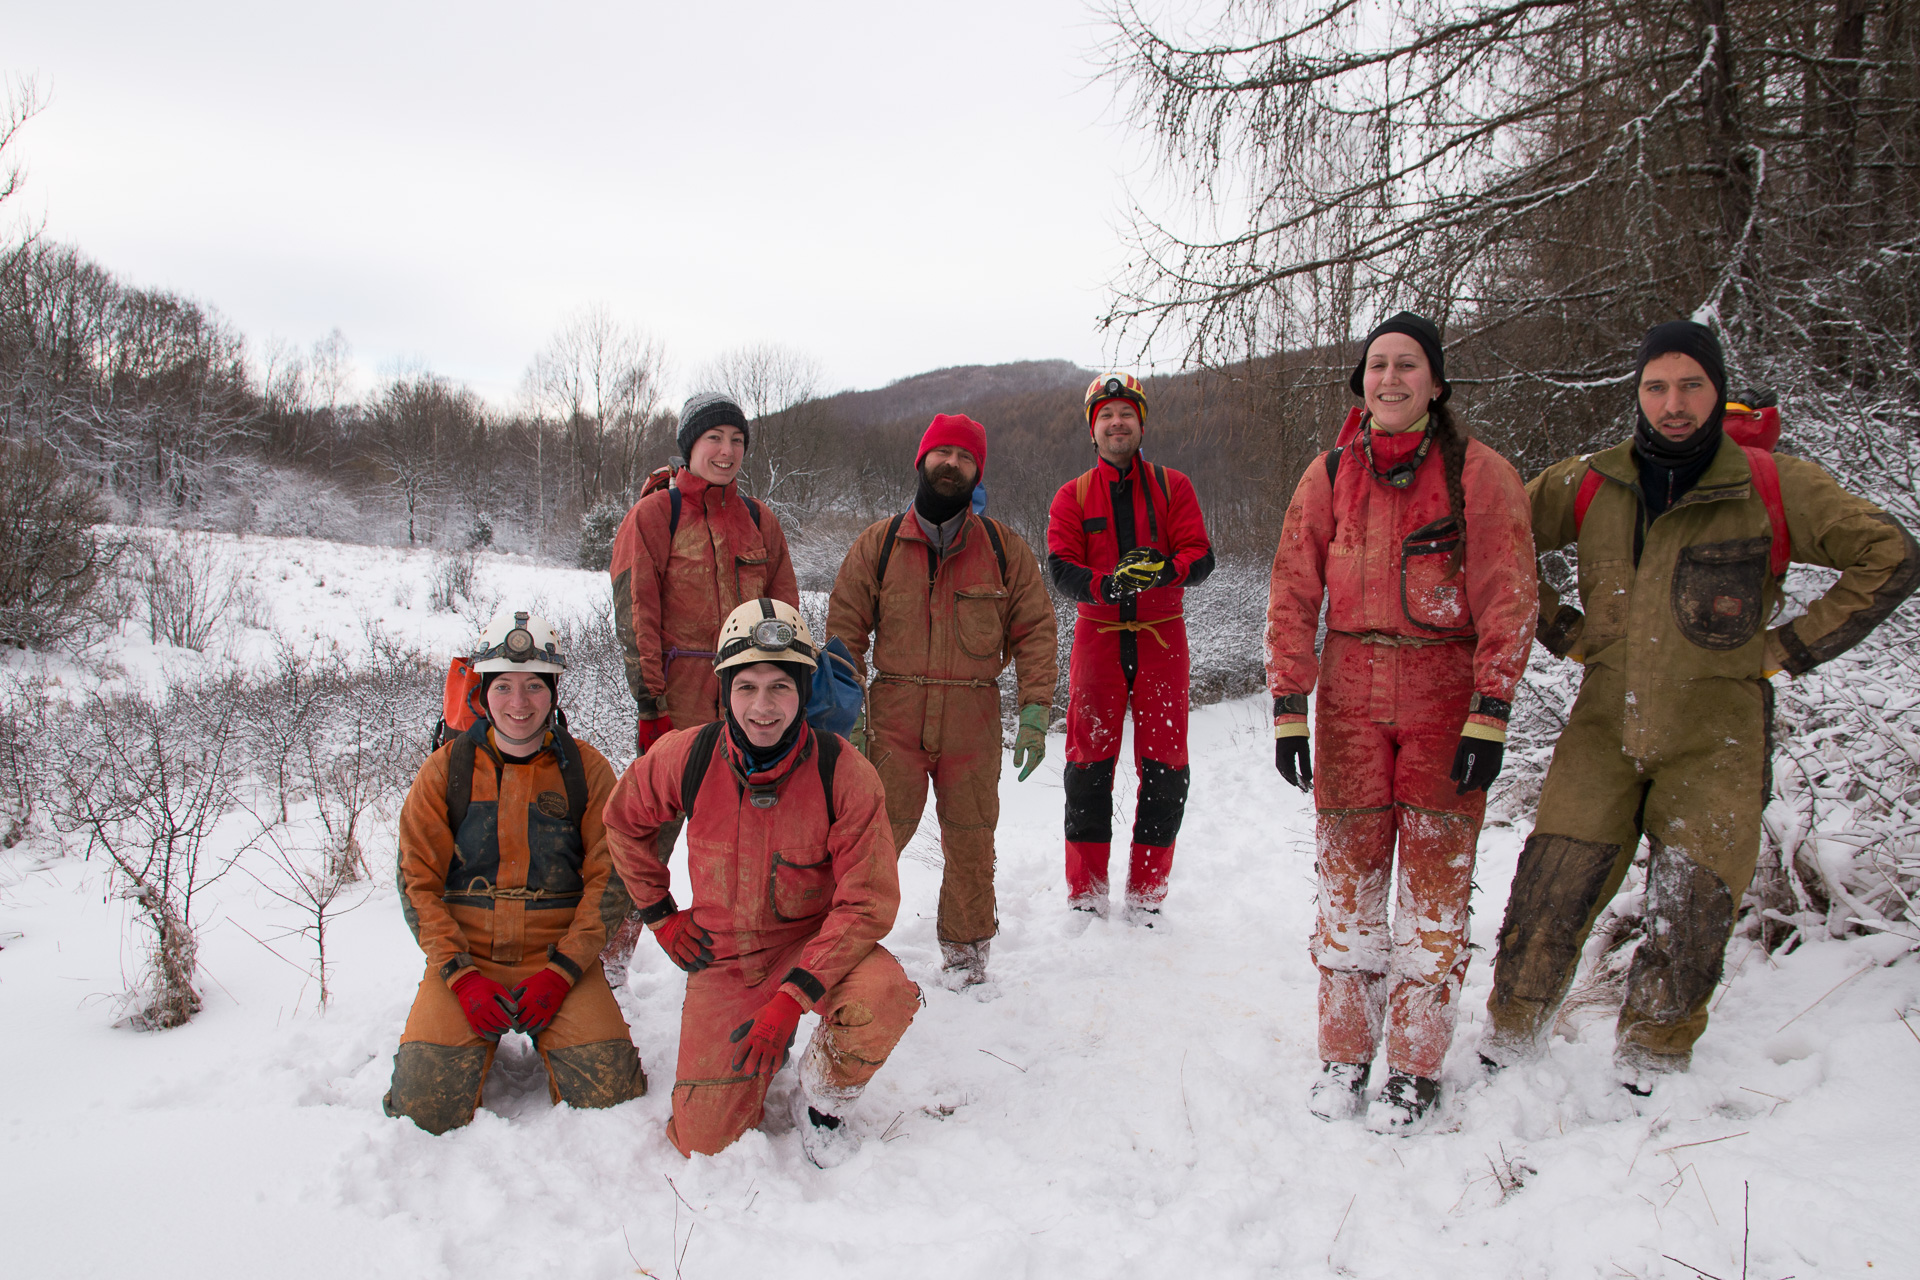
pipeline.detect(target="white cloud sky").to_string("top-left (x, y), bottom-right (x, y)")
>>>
top-left (5, 0), bottom-right (1167, 405)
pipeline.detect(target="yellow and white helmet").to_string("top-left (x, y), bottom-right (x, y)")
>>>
top-left (714, 599), bottom-right (818, 675)
top-left (471, 608), bottom-right (566, 674)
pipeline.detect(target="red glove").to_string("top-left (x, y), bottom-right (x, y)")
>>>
top-left (450, 970), bottom-right (516, 1040)
top-left (636, 715), bottom-right (674, 756)
top-left (728, 991), bottom-right (803, 1077)
top-left (510, 967), bottom-right (572, 1035)
top-left (654, 909), bottom-right (715, 973)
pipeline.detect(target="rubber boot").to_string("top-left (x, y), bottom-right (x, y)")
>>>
top-left (1125, 842), bottom-right (1174, 924)
top-left (938, 939), bottom-right (991, 990)
top-left (1366, 1072), bottom-right (1440, 1134)
top-left (1065, 841), bottom-right (1111, 915)
top-left (796, 1028), bottom-right (864, 1168)
top-left (1307, 1061), bottom-right (1370, 1122)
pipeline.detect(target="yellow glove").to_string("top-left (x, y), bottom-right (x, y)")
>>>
top-left (1112, 546), bottom-right (1168, 593)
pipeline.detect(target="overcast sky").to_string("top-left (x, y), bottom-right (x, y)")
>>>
top-left (6, 1), bottom-right (1164, 405)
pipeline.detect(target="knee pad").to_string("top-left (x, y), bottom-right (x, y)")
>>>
top-left (383, 1042), bottom-right (490, 1135)
top-left (1627, 839), bottom-right (1735, 1022)
top-left (1063, 757), bottom-right (1118, 843)
top-left (1491, 833), bottom-right (1624, 1009)
top-left (546, 1039), bottom-right (649, 1110)
top-left (1134, 759), bottom-right (1191, 847)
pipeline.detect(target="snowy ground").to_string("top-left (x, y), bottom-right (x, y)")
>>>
top-left (3, 533), bottom-right (1918, 1279)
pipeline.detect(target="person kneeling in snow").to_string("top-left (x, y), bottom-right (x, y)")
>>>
top-left (384, 609), bottom-right (648, 1134)
top-left (605, 599), bottom-right (920, 1166)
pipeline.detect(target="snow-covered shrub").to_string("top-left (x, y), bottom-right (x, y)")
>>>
top-left (427, 549), bottom-right (478, 613)
top-left (542, 597), bottom-right (636, 769)
top-left (576, 501), bottom-right (625, 572)
top-left (0, 441), bottom-right (129, 653)
top-left (137, 532), bottom-right (241, 652)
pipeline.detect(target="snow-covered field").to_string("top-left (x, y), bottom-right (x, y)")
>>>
top-left (3, 533), bottom-right (1917, 1279)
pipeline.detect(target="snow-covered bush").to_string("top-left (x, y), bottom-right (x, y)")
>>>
top-left (137, 532), bottom-right (242, 652)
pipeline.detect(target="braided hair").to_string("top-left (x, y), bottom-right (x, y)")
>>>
top-left (1427, 400), bottom-right (1471, 576)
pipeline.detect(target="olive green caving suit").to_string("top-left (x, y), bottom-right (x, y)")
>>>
top-left (1485, 435), bottom-right (1919, 1073)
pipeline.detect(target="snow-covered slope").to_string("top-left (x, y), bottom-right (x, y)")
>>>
top-left (3, 533), bottom-right (1916, 1279)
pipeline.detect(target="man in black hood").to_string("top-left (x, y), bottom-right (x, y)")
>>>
top-left (1480, 319), bottom-right (1920, 1091)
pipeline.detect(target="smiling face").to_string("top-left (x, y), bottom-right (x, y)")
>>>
top-left (1091, 399), bottom-right (1143, 466)
top-left (920, 445), bottom-right (979, 499)
top-left (1362, 333), bottom-right (1438, 433)
top-left (485, 671), bottom-right (553, 749)
top-left (687, 425), bottom-right (746, 486)
top-left (1637, 352), bottom-right (1719, 445)
top-left (728, 662), bottom-right (800, 749)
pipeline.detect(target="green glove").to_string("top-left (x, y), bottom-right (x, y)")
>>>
top-left (1112, 546), bottom-right (1168, 592)
top-left (849, 708), bottom-right (869, 757)
top-left (1012, 704), bottom-right (1049, 782)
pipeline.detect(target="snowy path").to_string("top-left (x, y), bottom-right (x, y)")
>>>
top-left (3, 535), bottom-right (1917, 1279)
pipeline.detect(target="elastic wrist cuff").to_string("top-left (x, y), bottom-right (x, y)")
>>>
top-left (1466, 693), bottom-right (1512, 722)
top-left (638, 894), bottom-right (678, 927)
top-left (1274, 720), bottom-right (1310, 738)
top-left (1775, 623), bottom-right (1816, 676)
top-left (440, 954), bottom-right (475, 984)
top-left (782, 967), bottom-right (826, 1006)
top-left (1461, 718), bottom-right (1508, 742)
top-left (1273, 693), bottom-right (1308, 718)
top-left (545, 945), bottom-right (583, 983)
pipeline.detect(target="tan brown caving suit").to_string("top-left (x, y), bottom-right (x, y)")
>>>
top-left (384, 728), bottom-right (646, 1133)
top-left (1485, 436), bottom-right (1919, 1072)
top-left (827, 510), bottom-right (1058, 945)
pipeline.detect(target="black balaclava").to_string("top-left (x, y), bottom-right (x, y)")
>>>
top-left (1632, 320), bottom-right (1728, 518)
top-left (913, 460), bottom-right (973, 527)
top-left (721, 661), bottom-right (813, 772)
top-left (1349, 311), bottom-right (1451, 404)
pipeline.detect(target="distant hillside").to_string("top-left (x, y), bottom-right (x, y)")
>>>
top-left (817, 360), bottom-right (1093, 427)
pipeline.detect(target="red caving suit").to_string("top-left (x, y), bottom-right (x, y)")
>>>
top-left (1048, 455), bottom-right (1215, 909)
top-left (1266, 422), bottom-right (1534, 1077)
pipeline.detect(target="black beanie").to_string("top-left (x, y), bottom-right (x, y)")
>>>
top-left (1632, 320), bottom-right (1727, 464)
top-left (1350, 311), bottom-right (1450, 403)
top-left (677, 392), bottom-right (751, 462)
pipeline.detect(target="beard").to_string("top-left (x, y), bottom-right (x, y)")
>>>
top-left (924, 464), bottom-right (973, 499)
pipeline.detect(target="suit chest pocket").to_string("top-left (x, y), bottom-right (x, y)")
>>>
top-left (953, 586), bottom-right (1009, 660)
top-left (1671, 536), bottom-right (1769, 649)
top-left (1400, 517), bottom-right (1469, 632)
top-left (769, 847), bottom-right (833, 922)
top-left (736, 551), bottom-right (772, 601)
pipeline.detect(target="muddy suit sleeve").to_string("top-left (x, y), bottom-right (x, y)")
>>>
top-left (1767, 454), bottom-right (1920, 675)
top-left (609, 497), bottom-right (671, 717)
top-left (1461, 448), bottom-right (1539, 709)
top-left (1525, 457), bottom-right (1589, 659)
top-left (1003, 530), bottom-right (1060, 709)
top-left (1265, 457), bottom-right (1334, 708)
top-left (602, 736), bottom-right (691, 918)
top-left (551, 751), bottom-right (625, 978)
top-left (825, 523), bottom-right (882, 674)
top-left (781, 760), bottom-right (900, 1011)
top-left (395, 751), bottom-right (474, 984)
top-left (1164, 469), bottom-right (1216, 587)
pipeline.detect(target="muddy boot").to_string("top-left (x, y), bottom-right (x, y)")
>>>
top-left (1366, 1072), bottom-right (1440, 1134)
top-left (1307, 1061), bottom-right (1371, 1122)
top-left (938, 940), bottom-right (991, 990)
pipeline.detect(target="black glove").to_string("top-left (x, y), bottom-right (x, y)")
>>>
top-left (1275, 735), bottom-right (1313, 792)
top-left (1449, 735), bottom-right (1505, 795)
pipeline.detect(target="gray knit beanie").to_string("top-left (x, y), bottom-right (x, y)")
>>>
top-left (677, 392), bottom-right (751, 460)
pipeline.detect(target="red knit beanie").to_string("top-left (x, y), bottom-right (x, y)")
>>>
top-left (915, 413), bottom-right (987, 478)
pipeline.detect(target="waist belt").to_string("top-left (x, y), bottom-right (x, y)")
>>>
top-left (1093, 614), bottom-right (1182, 649)
top-left (1331, 630), bottom-right (1472, 647)
top-left (873, 670), bottom-right (999, 689)
top-left (444, 879), bottom-right (581, 903)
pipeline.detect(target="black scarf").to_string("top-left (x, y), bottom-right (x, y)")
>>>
top-left (913, 469), bottom-right (971, 526)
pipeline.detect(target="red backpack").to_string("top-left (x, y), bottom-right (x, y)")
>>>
top-left (1574, 401), bottom-right (1789, 577)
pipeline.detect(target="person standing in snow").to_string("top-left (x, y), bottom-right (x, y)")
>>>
top-left (604, 599), bottom-right (919, 1166)
top-left (1481, 321), bottom-right (1919, 1091)
top-left (602, 392), bottom-right (801, 975)
top-left (384, 609), bottom-right (648, 1134)
top-left (1265, 314), bottom-right (1536, 1131)
top-left (826, 413), bottom-right (1058, 989)
top-left (1047, 373), bottom-right (1216, 922)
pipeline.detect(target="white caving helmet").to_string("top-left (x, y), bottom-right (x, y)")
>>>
top-left (713, 598), bottom-right (818, 676)
top-left (471, 609), bottom-right (567, 674)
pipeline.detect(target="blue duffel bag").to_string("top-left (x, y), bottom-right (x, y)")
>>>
top-left (805, 636), bottom-right (865, 738)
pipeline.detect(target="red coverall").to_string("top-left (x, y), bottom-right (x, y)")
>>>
top-left (1266, 424), bottom-right (1534, 1077)
top-left (603, 723), bottom-right (920, 1158)
top-left (1047, 457), bottom-right (1215, 908)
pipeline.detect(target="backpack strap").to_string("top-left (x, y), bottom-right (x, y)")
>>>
top-left (1324, 448), bottom-right (1342, 488)
top-left (551, 717), bottom-right (589, 827)
top-left (668, 487), bottom-right (682, 539)
top-left (1074, 470), bottom-right (1093, 507)
top-left (1573, 464), bottom-right (1605, 533)
top-left (678, 720), bottom-right (727, 823)
top-left (1140, 460), bottom-right (1167, 545)
top-left (1743, 446), bottom-right (1792, 577)
top-left (444, 719), bottom-right (490, 834)
top-left (980, 517), bottom-right (1009, 585)
top-left (743, 495), bottom-right (763, 529)
top-left (874, 511), bottom-right (907, 584)
top-left (814, 730), bottom-right (840, 828)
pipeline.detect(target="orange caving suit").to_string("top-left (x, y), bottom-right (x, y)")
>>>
top-left (1266, 425), bottom-right (1535, 1078)
top-left (604, 724), bottom-right (919, 1158)
top-left (827, 510), bottom-right (1057, 945)
top-left (384, 727), bottom-right (646, 1134)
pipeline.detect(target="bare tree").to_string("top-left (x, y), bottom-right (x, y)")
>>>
top-left (526, 305), bottom-right (668, 514)
top-left (697, 342), bottom-right (829, 520)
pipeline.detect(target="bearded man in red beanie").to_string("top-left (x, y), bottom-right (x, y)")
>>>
top-left (827, 414), bottom-right (1057, 988)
